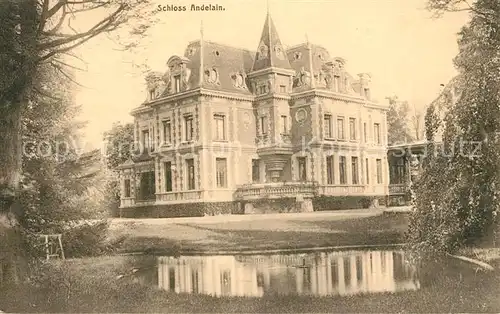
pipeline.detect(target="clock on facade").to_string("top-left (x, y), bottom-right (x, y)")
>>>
top-left (236, 74), bottom-right (244, 86)
top-left (295, 108), bottom-right (307, 124)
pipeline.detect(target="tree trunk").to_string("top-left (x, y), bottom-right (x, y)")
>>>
top-left (0, 0), bottom-right (39, 285)
top-left (0, 100), bottom-right (25, 285)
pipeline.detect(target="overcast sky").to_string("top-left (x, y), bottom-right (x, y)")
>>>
top-left (73, 0), bottom-right (470, 150)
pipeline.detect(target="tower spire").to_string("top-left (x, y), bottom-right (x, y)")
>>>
top-left (199, 19), bottom-right (204, 87)
top-left (251, 7), bottom-right (292, 72)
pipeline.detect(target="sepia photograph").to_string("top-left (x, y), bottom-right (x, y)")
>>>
top-left (0, 0), bottom-right (499, 312)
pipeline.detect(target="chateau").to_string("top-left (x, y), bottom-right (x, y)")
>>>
top-left (117, 12), bottom-right (390, 217)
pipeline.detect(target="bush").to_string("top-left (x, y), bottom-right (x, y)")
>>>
top-left (62, 220), bottom-right (114, 258)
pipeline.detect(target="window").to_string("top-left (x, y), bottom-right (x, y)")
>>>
top-left (365, 158), bottom-right (369, 184)
top-left (390, 158), bottom-right (406, 184)
top-left (164, 161), bottom-right (173, 192)
top-left (279, 85), bottom-right (286, 93)
top-left (351, 156), bottom-right (359, 184)
top-left (186, 158), bottom-right (195, 190)
top-left (174, 75), bottom-right (181, 93)
top-left (185, 115), bottom-right (194, 141)
top-left (281, 115), bottom-right (288, 134)
top-left (363, 122), bottom-right (367, 142)
top-left (297, 157), bottom-right (307, 181)
top-left (349, 118), bottom-right (356, 140)
top-left (216, 158), bottom-right (227, 188)
top-left (376, 159), bottom-right (382, 184)
top-left (324, 114), bottom-right (333, 138)
top-left (124, 179), bottom-right (131, 197)
top-left (139, 171), bottom-right (155, 200)
top-left (260, 116), bottom-right (267, 135)
top-left (163, 120), bottom-right (171, 144)
top-left (374, 123), bottom-right (381, 144)
top-left (259, 85), bottom-right (267, 95)
top-left (337, 117), bottom-right (345, 140)
top-left (326, 155), bottom-right (334, 184)
top-left (252, 159), bottom-right (260, 183)
top-left (339, 156), bottom-right (347, 184)
top-left (142, 130), bottom-right (150, 150)
top-left (213, 114), bottom-right (226, 141)
top-left (149, 89), bottom-right (156, 100)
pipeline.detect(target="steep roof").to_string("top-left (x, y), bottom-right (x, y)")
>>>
top-left (251, 13), bottom-right (292, 72)
top-left (286, 43), bottom-right (331, 75)
top-left (158, 40), bottom-right (255, 97)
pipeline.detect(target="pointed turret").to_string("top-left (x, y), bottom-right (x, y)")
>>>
top-left (251, 12), bottom-right (292, 72)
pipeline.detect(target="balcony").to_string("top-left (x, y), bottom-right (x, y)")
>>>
top-left (157, 190), bottom-right (203, 202)
top-left (235, 181), bottom-right (318, 200)
top-left (389, 183), bottom-right (408, 195)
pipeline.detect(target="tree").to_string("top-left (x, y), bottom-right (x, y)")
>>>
top-left (18, 62), bottom-right (116, 259)
top-left (407, 0), bottom-right (500, 258)
top-left (386, 96), bottom-right (414, 145)
top-left (0, 0), bottom-right (155, 283)
top-left (104, 122), bottom-right (135, 170)
top-left (411, 105), bottom-right (425, 141)
top-left (103, 122), bottom-right (134, 207)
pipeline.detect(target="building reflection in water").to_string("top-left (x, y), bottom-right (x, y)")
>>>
top-left (155, 250), bottom-right (420, 297)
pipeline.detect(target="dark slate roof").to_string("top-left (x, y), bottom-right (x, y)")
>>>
top-left (156, 40), bottom-right (256, 96)
top-left (286, 43), bottom-right (331, 75)
top-left (200, 41), bottom-right (254, 94)
top-left (251, 13), bottom-right (292, 72)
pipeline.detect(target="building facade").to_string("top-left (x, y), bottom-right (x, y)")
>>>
top-left (117, 13), bottom-right (390, 217)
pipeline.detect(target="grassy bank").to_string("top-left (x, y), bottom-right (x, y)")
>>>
top-left (1, 256), bottom-right (499, 313)
top-left (111, 211), bottom-right (409, 254)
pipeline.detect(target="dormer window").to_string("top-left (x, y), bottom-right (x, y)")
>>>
top-left (174, 75), bottom-right (181, 93)
top-left (294, 52), bottom-right (302, 60)
top-left (231, 73), bottom-right (246, 89)
top-left (206, 68), bottom-right (219, 84)
top-left (149, 89), bottom-right (156, 100)
top-left (364, 87), bottom-right (370, 99)
top-left (258, 85), bottom-right (267, 95)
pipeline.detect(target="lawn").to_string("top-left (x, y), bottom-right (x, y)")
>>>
top-left (111, 211), bottom-right (409, 254)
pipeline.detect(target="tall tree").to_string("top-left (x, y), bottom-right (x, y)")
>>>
top-left (411, 105), bottom-right (425, 141)
top-left (0, 0), bottom-right (155, 283)
top-left (103, 122), bottom-right (134, 206)
top-left (408, 0), bottom-right (500, 257)
top-left (386, 96), bottom-right (414, 145)
top-left (104, 122), bottom-right (134, 170)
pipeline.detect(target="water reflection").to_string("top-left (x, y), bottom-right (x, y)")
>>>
top-left (150, 250), bottom-right (420, 297)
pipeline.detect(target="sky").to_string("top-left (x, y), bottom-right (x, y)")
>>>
top-left (73, 0), bottom-right (470, 150)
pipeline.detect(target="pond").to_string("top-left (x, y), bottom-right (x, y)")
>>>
top-left (132, 249), bottom-right (422, 298)
top-left (1, 248), bottom-right (499, 312)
